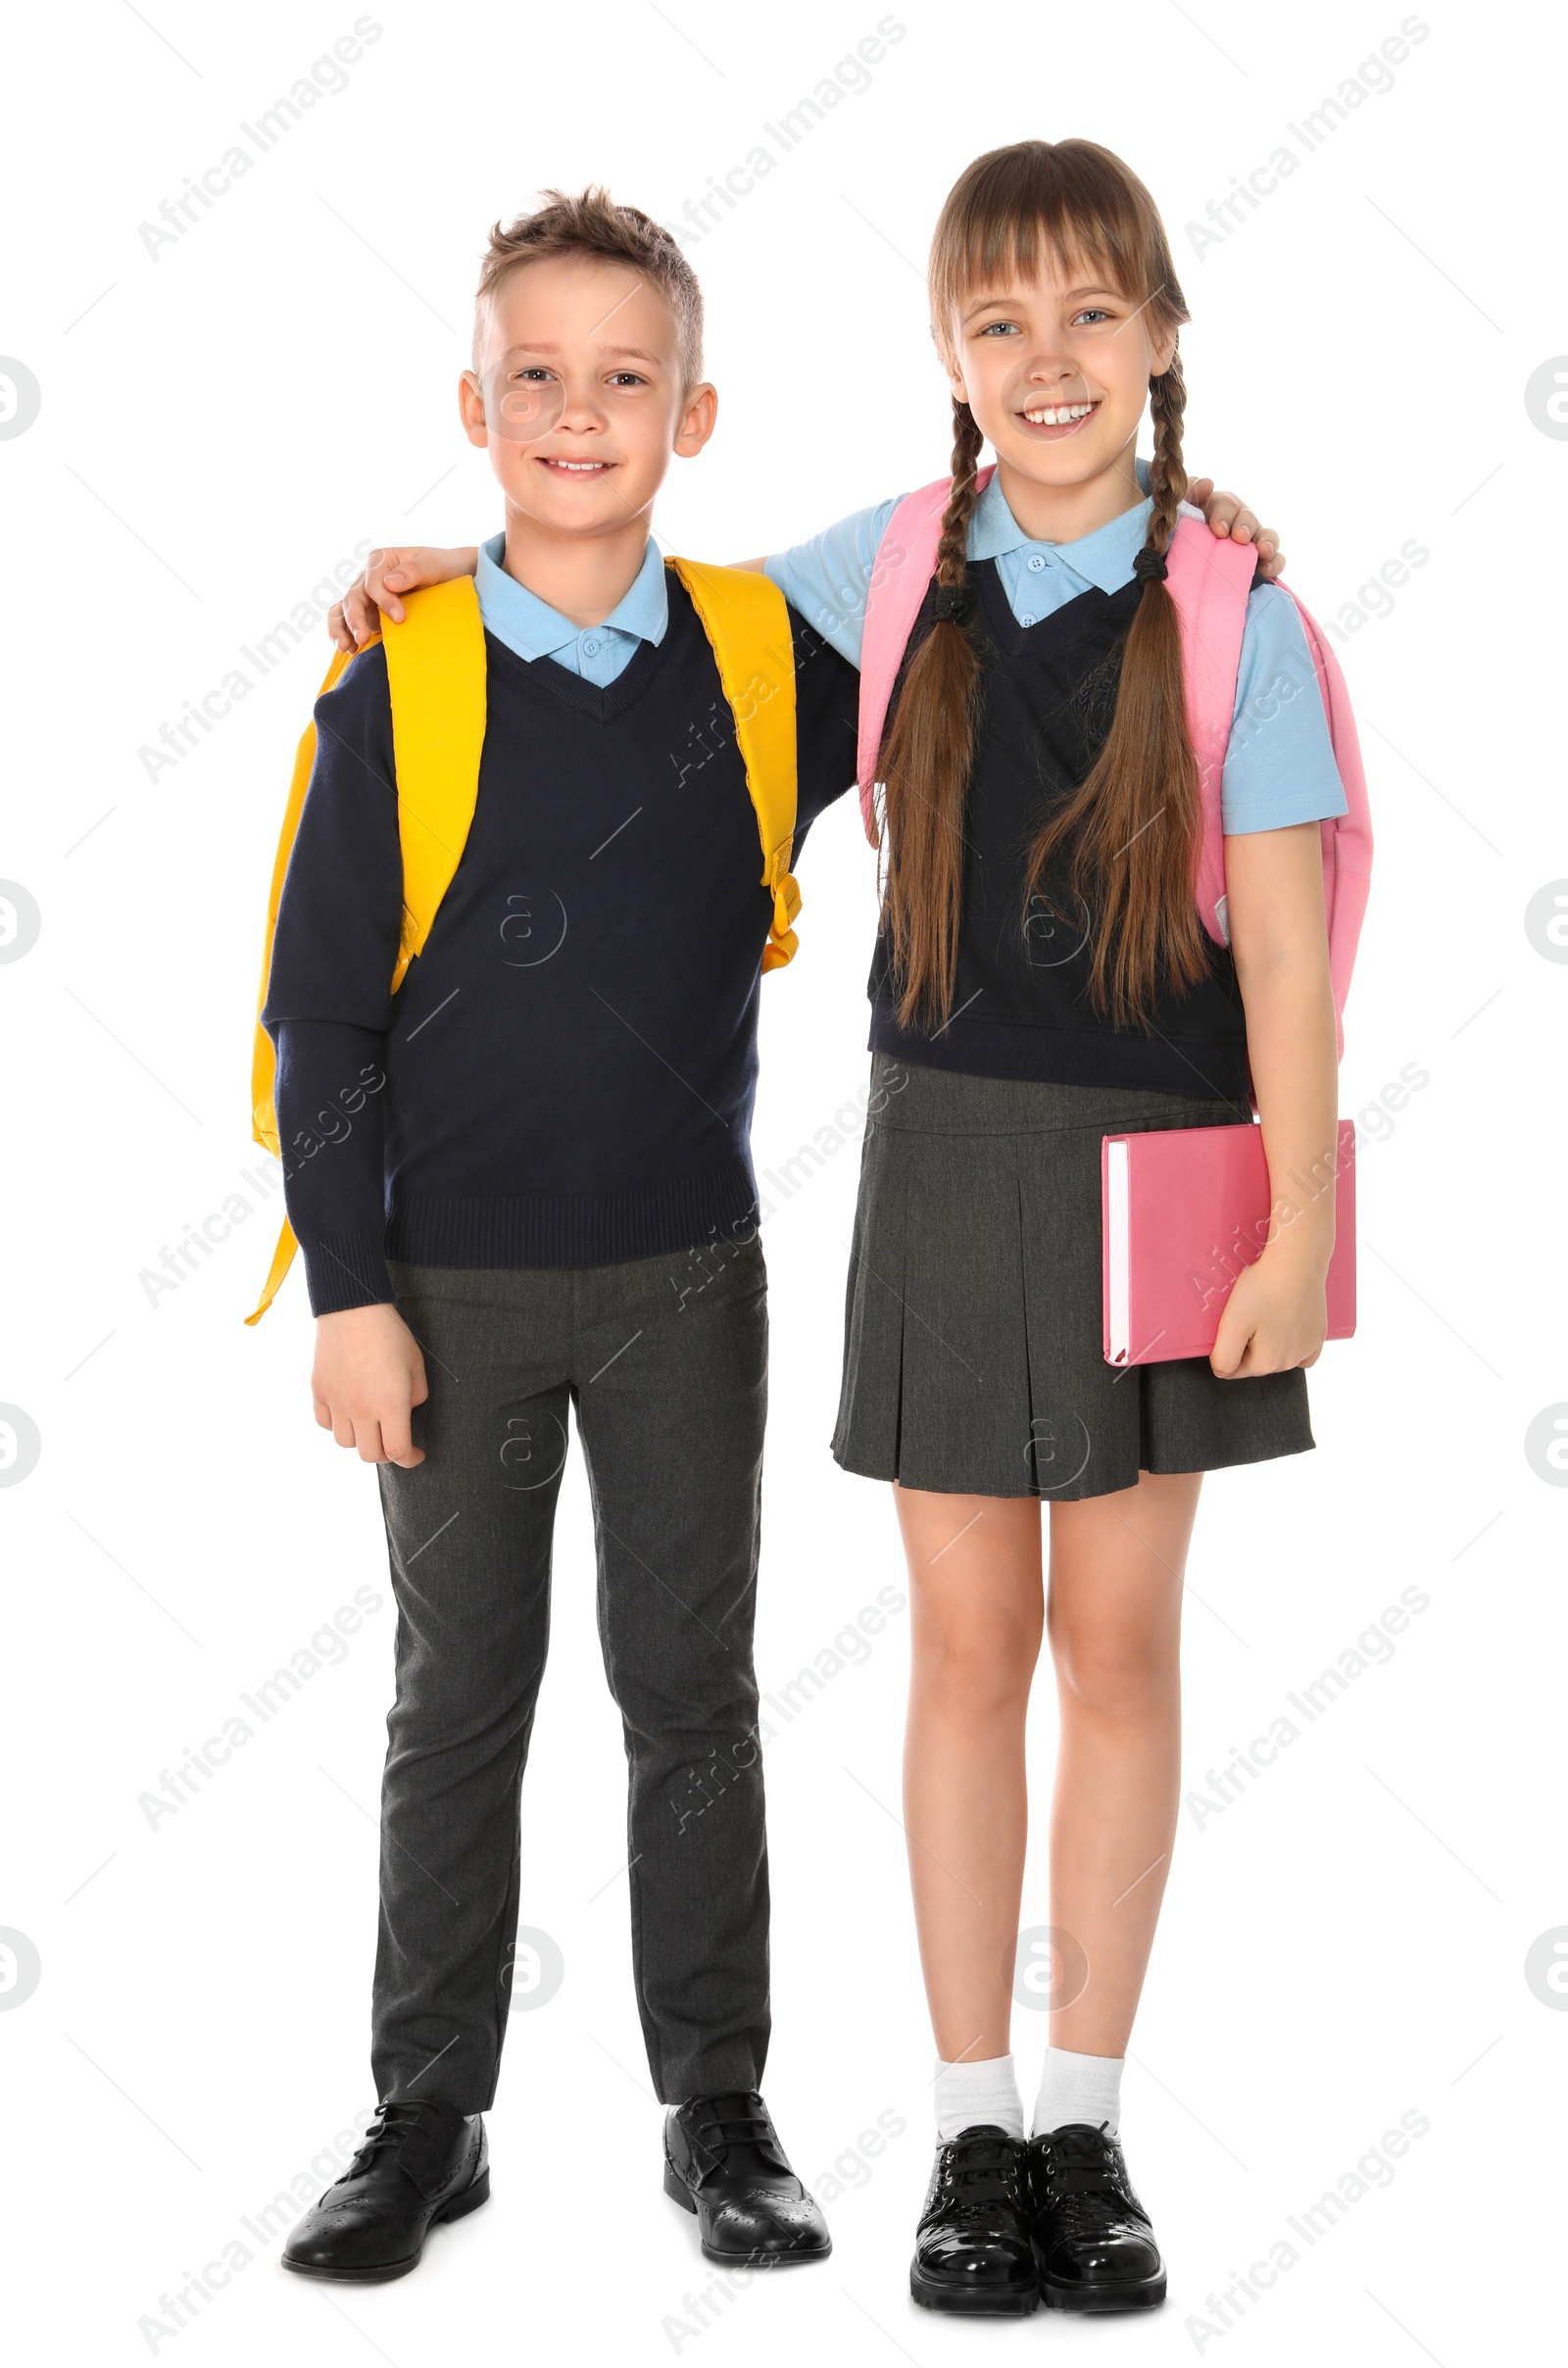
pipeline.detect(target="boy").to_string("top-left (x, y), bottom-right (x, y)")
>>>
top-left (263, 188), bottom-right (858, 2282)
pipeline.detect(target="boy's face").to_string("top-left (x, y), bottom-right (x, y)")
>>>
top-left (940, 249), bottom-right (1177, 502)
top-left (461, 254), bottom-right (715, 536)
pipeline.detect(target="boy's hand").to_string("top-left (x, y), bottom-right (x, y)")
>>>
top-left (1187, 478), bottom-right (1284, 580)
top-left (320, 494), bottom-right (1284, 646)
top-left (312, 1304), bottom-right (429, 1465)
top-left (328, 546), bottom-right (479, 651)
top-left (1210, 1247), bottom-right (1327, 1378)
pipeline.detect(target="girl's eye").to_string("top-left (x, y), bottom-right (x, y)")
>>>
top-left (977, 321), bottom-right (1021, 337)
top-left (1073, 309), bottom-right (1113, 326)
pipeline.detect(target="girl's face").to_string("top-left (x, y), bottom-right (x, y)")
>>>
top-left (941, 248), bottom-right (1177, 501)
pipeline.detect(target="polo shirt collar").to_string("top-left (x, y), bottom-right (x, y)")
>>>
top-left (968, 468), bottom-right (1158, 594)
top-left (475, 530), bottom-right (668, 663)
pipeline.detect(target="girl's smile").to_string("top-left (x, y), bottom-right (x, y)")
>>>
top-left (1015, 395), bottom-right (1102, 438)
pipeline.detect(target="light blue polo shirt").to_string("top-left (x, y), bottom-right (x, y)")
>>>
top-left (475, 531), bottom-right (667, 686)
top-left (763, 470), bottom-right (1347, 835)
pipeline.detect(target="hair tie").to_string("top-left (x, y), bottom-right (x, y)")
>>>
top-left (933, 583), bottom-right (974, 624)
top-left (1132, 547), bottom-right (1168, 584)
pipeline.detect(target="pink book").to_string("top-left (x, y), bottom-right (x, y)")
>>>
top-left (1102, 1119), bottom-right (1356, 1367)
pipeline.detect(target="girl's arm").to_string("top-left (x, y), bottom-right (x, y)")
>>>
top-left (330, 546), bottom-right (480, 650)
top-left (326, 485), bottom-right (1284, 649)
top-left (1212, 820), bottom-right (1340, 1377)
top-left (729, 480), bottom-right (1273, 576)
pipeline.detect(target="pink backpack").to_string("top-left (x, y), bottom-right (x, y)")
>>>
top-left (856, 466), bottom-right (1372, 1056)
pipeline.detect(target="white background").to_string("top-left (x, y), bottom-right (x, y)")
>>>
top-left (2, 2), bottom-right (1565, 2362)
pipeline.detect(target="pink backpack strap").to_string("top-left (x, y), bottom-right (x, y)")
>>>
top-left (1167, 511), bottom-right (1373, 1060)
top-left (1162, 510), bottom-right (1254, 949)
top-left (1272, 587), bottom-right (1372, 1060)
top-left (856, 465), bottom-right (996, 844)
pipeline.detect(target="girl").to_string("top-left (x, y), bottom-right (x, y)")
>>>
top-left (324, 142), bottom-right (1344, 2317)
top-left (777, 138), bottom-right (1347, 2317)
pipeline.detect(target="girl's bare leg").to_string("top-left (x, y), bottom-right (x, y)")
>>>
top-left (895, 1485), bottom-right (1044, 2062)
top-left (1044, 1470), bottom-right (1201, 2056)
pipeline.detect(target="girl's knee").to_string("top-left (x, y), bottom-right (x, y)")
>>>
top-left (912, 1615), bottom-right (1041, 1713)
top-left (1049, 1623), bottom-right (1176, 1717)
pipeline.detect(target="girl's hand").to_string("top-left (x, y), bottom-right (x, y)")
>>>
top-left (1187, 477), bottom-right (1284, 581)
top-left (327, 546), bottom-right (479, 652)
top-left (311, 1304), bottom-right (429, 1465)
top-left (1210, 1248), bottom-right (1327, 1378)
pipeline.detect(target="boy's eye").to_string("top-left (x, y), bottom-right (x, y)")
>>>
top-left (607, 370), bottom-right (647, 387)
top-left (513, 367), bottom-right (556, 383)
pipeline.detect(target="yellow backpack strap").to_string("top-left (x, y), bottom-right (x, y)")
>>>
top-left (667, 558), bottom-right (801, 970)
top-left (381, 577), bottom-right (489, 988)
top-left (244, 579), bottom-right (488, 1322)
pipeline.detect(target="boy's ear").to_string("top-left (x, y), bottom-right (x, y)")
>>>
top-left (459, 370), bottom-right (489, 450)
top-left (673, 379), bottom-right (718, 460)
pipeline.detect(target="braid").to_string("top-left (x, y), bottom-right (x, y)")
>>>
top-left (1145, 350), bottom-right (1188, 557)
top-left (1020, 339), bottom-right (1207, 1026)
top-left (935, 400), bottom-right (985, 584)
top-left (876, 398), bottom-right (987, 1027)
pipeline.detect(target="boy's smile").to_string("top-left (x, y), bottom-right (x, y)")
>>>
top-left (461, 254), bottom-right (716, 568)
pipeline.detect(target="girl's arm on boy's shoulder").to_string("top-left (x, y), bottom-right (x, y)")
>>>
top-left (757, 499), bottom-right (901, 670)
top-left (325, 485), bottom-right (1284, 651)
top-left (743, 481), bottom-right (1287, 672)
top-left (1212, 820), bottom-right (1339, 1382)
top-left (732, 480), bottom-right (1280, 578)
top-left (329, 546), bottom-right (480, 651)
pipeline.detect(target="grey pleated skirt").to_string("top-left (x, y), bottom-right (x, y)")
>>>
top-left (832, 1055), bottom-right (1314, 1502)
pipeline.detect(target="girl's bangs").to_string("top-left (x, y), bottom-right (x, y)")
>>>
top-left (931, 144), bottom-right (1181, 329)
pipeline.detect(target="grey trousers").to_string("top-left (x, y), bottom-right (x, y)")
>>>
top-left (369, 1235), bottom-right (770, 2110)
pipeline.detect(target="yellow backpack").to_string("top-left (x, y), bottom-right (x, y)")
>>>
top-left (247, 562), bottom-right (801, 1323)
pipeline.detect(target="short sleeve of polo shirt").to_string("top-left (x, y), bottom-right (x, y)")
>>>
top-left (763, 498), bottom-right (901, 671)
top-left (1222, 582), bottom-right (1348, 834)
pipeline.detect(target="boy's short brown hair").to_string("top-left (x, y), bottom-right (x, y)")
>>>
top-left (473, 186), bottom-right (704, 382)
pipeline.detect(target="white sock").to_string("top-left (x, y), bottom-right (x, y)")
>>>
top-left (933, 2052), bottom-right (1025, 2143)
top-left (1031, 2047), bottom-right (1124, 2137)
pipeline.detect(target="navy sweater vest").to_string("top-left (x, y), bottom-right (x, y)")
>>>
top-left (869, 560), bottom-right (1252, 1103)
top-left (263, 576), bottom-right (858, 1311)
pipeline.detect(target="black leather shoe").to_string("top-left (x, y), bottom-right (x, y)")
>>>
top-left (909, 2126), bottom-right (1039, 2315)
top-left (1025, 2122), bottom-right (1166, 2311)
top-left (663, 2092), bottom-right (831, 2266)
top-left (282, 2098), bottom-right (489, 2282)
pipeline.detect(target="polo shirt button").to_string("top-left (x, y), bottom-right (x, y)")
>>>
top-left (1026, 553), bottom-right (1047, 572)
top-left (583, 638), bottom-right (600, 656)
top-left (1019, 613), bottom-right (1037, 628)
